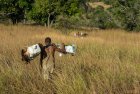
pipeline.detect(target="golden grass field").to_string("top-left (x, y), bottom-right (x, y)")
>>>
top-left (0, 24), bottom-right (140, 94)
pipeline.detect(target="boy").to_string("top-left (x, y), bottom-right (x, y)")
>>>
top-left (21, 37), bottom-right (67, 79)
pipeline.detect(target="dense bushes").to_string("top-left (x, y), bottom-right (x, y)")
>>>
top-left (90, 6), bottom-right (117, 29)
top-left (0, 0), bottom-right (140, 31)
top-left (101, 0), bottom-right (140, 31)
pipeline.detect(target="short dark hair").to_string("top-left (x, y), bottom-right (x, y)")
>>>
top-left (45, 37), bottom-right (51, 44)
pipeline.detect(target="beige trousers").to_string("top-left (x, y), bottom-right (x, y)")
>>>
top-left (42, 58), bottom-right (54, 80)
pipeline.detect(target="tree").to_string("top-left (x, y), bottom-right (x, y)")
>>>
top-left (27, 0), bottom-right (83, 27)
top-left (0, 0), bottom-right (33, 24)
top-left (107, 0), bottom-right (140, 31)
top-left (27, 0), bottom-right (59, 26)
top-left (90, 6), bottom-right (116, 29)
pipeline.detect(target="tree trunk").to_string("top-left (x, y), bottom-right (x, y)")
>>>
top-left (12, 19), bottom-right (16, 25)
top-left (48, 13), bottom-right (50, 28)
top-left (44, 23), bottom-right (47, 27)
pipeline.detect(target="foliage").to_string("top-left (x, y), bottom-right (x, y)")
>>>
top-left (0, 0), bottom-right (140, 31)
top-left (0, 0), bottom-right (33, 24)
top-left (27, 0), bottom-right (83, 26)
top-left (90, 6), bottom-right (116, 29)
top-left (101, 0), bottom-right (140, 31)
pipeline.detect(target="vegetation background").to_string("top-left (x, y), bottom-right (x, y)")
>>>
top-left (0, 0), bottom-right (140, 31)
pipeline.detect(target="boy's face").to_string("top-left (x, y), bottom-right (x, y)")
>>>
top-left (45, 38), bottom-right (51, 45)
top-left (45, 40), bottom-right (51, 46)
top-left (45, 41), bottom-right (49, 45)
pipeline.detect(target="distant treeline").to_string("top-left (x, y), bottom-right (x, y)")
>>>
top-left (0, 0), bottom-right (140, 31)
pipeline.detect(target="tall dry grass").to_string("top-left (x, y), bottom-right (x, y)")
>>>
top-left (0, 24), bottom-right (140, 94)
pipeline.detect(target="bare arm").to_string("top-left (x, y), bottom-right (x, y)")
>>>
top-left (52, 43), bottom-right (67, 54)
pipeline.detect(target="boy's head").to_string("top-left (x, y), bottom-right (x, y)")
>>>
top-left (45, 37), bottom-right (51, 45)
